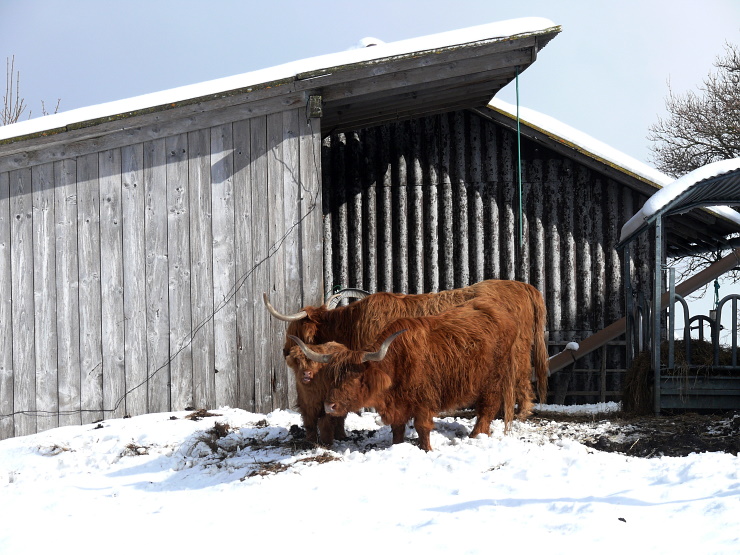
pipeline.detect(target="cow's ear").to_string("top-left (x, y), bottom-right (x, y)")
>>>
top-left (367, 368), bottom-right (392, 393)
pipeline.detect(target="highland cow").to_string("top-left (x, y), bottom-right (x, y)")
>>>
top-left (289, 298), bottom-right (525, 452)
top-left (265, 279), bottom-right (547, 444)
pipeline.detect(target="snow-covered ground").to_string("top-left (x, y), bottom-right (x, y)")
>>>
top-left (0, 404), bottom-right (737, 555)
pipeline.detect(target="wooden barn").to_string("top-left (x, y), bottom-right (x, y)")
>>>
top-left (1, 17), bottom-right (738, 439)
top-left (321, 98), bottom-right (740, 405)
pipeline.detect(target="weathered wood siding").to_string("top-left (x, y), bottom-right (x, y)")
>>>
top-left (322, 110), bottom-right (652, 402)
top-left (0, 108), bottom-right (323, 439)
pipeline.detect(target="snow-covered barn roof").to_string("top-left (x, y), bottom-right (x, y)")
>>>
top-left (0, 18), bottom-right (560, 172)
top-left (619, 158), bottom-right (740, 249)
top-left (483, 99), bottom-right (740, 256)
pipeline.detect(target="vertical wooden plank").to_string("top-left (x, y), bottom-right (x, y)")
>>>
top-left (300, 112), bottom-right (324, 305)
top-left (361, 128), bottom-right (377, 294)
top-left (281, 108), bottom-right (301, 407)
top-left (335, 133), bottom-right (349, 291)
top-left (452, 112), bottom-right (469, 287)
top-left (409, 120), bottom-right (424, 293)
top-left (500, 129), bottom-right (516, 281)
top-left (439, 114), bottom-right (454, 290)
top-left (546, 159), bottom-right (562, 351)
top-left (321, 135), bottom-right (335, 297)
top-left (55, 159), bottom-right (80, 428)
top-left (99, 149), bottom-right (126, 419)
top-left (10, 168), bottom-right (36, 436)
top-left (143, 138), bottom-right (170, 413)
top-left (529, 158), bottom-right (546, 295)
top-left (562, 159), bottom-right (578, 335)
top-left (211, 123), bottom-right (238, 409)
top-left (468, 114), bottom-right (484, 284)
top-left (483, 121), bottom-right (500, 280)
top-left (267, 111), bottom-right (287, 410)
top-left (188, 128), bottom-right (215, 410)
top-left (32, 163), bottom-right (58, 432)
top-left (574, 165), bottom-right (593, 396)
top-left (576, 165), bottom-right (593, 331)
top-left (378, 126), bottom-right (393, 291)
top-left (347, 131), bottom-right (363, 288)
top-left (77, 154), bottom-right (103, 424)
top-left (606, 180), bottom-right (623, 371)
top-left (234, 118), bottom-right (256, 412)
top-left (519, 166), bottom-right (531, 284)
top-left (606, 180), bottom-right (623, 322)
top-left (166, 133), bottom-right (193, 411)
top-left (250, 116), bottom-right (272, 413)
top-left (592, 178), bottom-right (606, 332)
top-left (0, 171), bottom-right (13, 439)
top-left (423, 116), bottom-right (439, 293)
top-left (393, 124), bottom-right (409, 293)
top-left (121, 144), bottom-right (148, 417)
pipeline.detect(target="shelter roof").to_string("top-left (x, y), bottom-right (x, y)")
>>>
top-left (0, 18), bottom-right (559, 171)
top-left (619, 158), bottom-right (740, 250)
top-left (482, 100), bottom-right (740, 256)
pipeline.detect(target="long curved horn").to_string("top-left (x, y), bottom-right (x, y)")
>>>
top-left (263, 292), bottom-right (307, 322)
top-left (326, 288), bottom-right (371, 309)
top-left (287, 335), bottom-right (333, 364)
top-left (362, 329), bottom-right (406, 363)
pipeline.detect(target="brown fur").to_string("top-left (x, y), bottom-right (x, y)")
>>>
top-left (279, 280), bottom-right (548, 443)
top-left (297, 299), bottom-right (525, 451)
top-left (285, 343), bottom-right (347, 445)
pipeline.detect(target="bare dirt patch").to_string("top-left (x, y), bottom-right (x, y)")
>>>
top-left (533, 410), bottom-right (740, 458)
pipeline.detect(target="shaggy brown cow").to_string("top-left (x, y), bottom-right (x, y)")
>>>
top-left (265, 279), bottom-right (548, 425)
top-left (289, 298), bottom-right (526, 452)
top-left (285, 342), bottom-right (347, 444)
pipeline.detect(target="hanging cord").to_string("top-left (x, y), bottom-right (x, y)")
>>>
top-left (714, 278), bottom-right (720, 310)
top-left (515, 66), bottom-right (523, 256)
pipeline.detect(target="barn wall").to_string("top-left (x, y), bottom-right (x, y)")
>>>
top-left (322, 110), bottom-right (653, 403)
top-left (0, 107), bottom-right (323, 439)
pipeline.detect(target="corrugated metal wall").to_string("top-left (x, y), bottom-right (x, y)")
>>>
top-left (322, 110), bottom-right (653, 402)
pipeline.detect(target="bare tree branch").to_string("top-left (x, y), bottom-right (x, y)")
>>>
top-left (2, 55), bottom-right (61, 126)
top-left (649, 42), bottom-right (740, 289)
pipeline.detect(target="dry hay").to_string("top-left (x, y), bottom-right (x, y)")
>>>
top-left (623, 339), bottom-right (736, 414)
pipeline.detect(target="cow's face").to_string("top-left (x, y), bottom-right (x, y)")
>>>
top-left (285, 346), bottom-right (323, 385)
top-left (324, 364), bottom-right (392, 416)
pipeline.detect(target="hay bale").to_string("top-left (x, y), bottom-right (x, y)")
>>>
top-left (622, 339), bottom-right (736, 415)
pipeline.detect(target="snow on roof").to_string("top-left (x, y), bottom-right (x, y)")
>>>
top-left (0, 17), bottom-right (556, 143)
top-left (619, 158), bottom-right (740, 244)
top-left (489, 98), bottom-right (740, 244)
top-left (488, 97), bottom-right (672, 186)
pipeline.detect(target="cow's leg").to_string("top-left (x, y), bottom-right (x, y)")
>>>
top-left (391, 423), bottom-right (406, 444)
top-left (317, 415), bottom-right (336, 446)
top-left (514, 342), bottom-right (535, 420)
top-left (413, 409), bottom-right (436, 452)
top-left (302, 411), bottom-right (319, 444)
top-left (333, 415), bottom-right (348, 440)
top-left (470, 391), bottom-right (502, 437)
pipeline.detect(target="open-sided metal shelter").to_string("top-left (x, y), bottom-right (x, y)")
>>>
top-left (617, 159), bottom-right (740, 413)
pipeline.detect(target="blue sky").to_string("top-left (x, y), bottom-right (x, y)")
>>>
top-left (2, 0), bottom-right (739, 321)
top-left (2, 0), bottom-right (738, 163)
